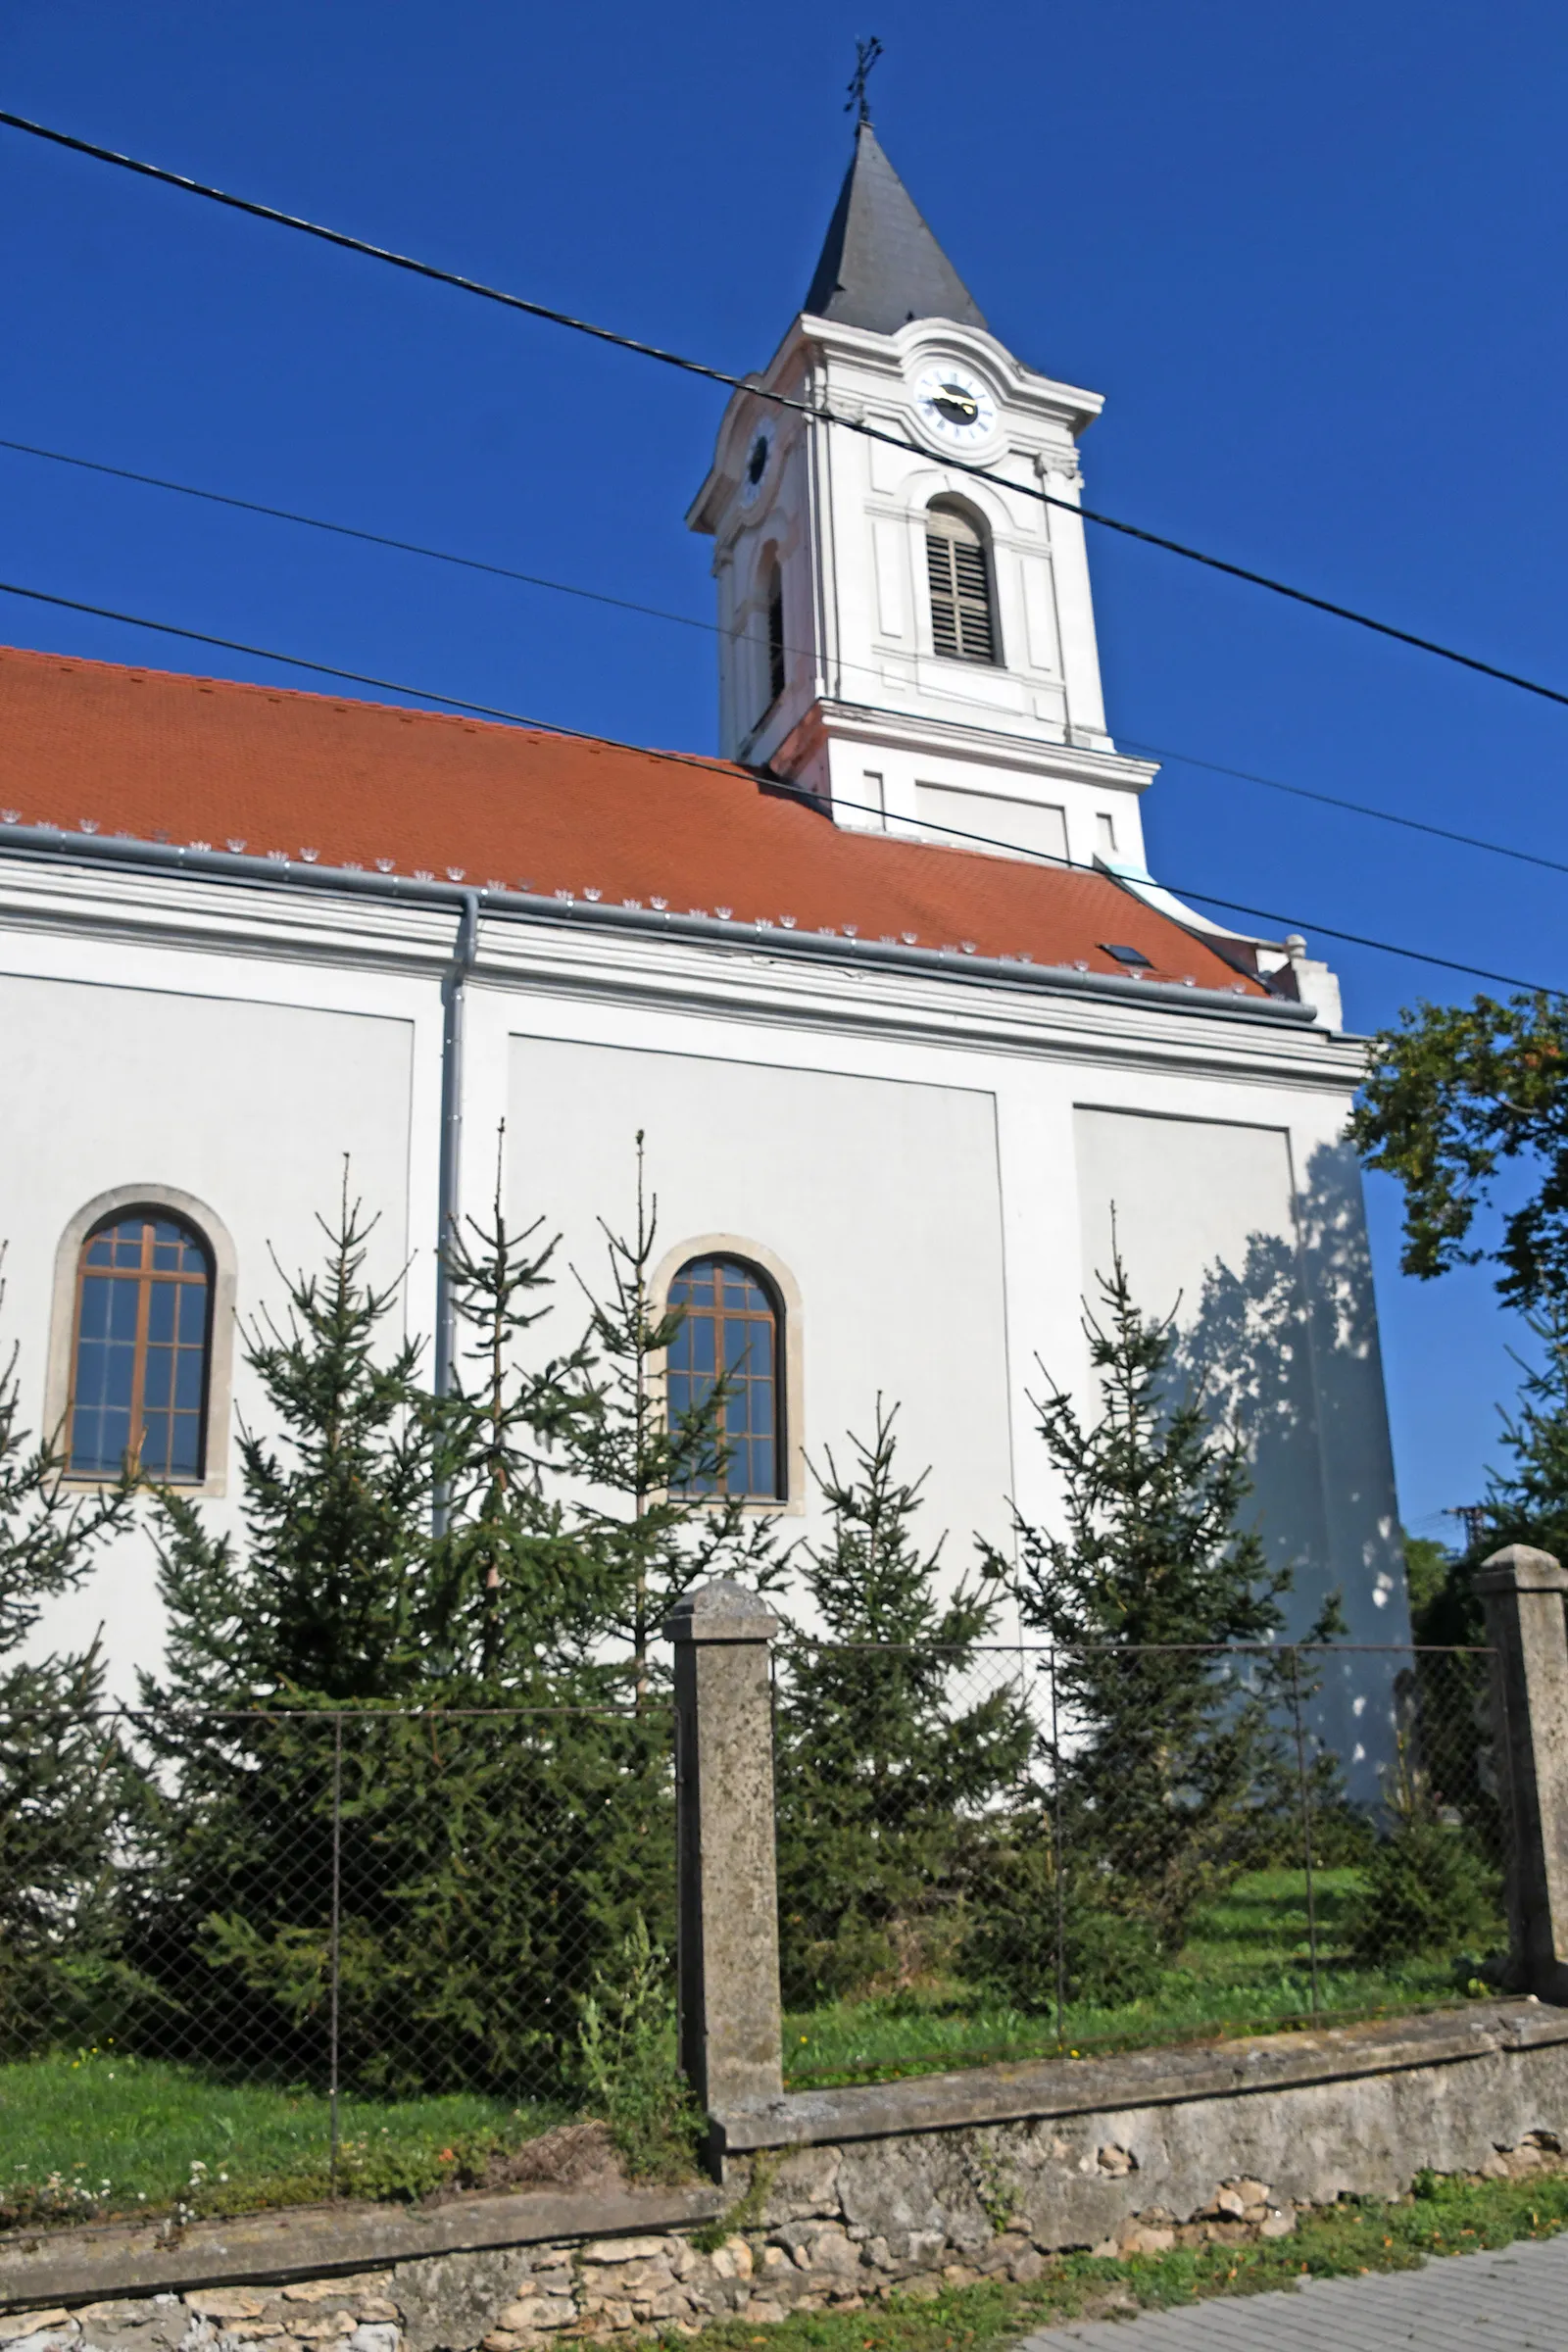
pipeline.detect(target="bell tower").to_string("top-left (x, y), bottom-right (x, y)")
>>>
top-left (687, 123), bottom-right (1157, 870)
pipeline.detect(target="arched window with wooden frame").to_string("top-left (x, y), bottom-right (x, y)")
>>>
top-left (68, 1209), bottom-right (214, 1481)
top-left (925, 499), bottom-right (999, 664)
top-left (666, 1254), bottom-right (782, 1499)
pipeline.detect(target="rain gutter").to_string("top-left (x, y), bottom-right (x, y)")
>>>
top-left (0, 823), bottom-right (1320, 1028)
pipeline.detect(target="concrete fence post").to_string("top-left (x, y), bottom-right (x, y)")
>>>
top-left (662, 1579), bottom-right (785, 2132)
top-left (1476, 1544), bottom-right (1568, 2002)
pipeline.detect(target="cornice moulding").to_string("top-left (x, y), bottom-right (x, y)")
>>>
top-left (781, 699), bottom-right (1160, 794)
top-left (0, 842), bottom-right (1364, 1097)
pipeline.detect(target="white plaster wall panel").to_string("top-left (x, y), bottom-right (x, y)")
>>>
top-left (914, 783), bottom-right (1067, 864)
top-left (504, 1033), bottom-right (1014, 1592)
top-left (1286, 1123), bottom-right (1408, 1651)
top-left (1073, 1103), bottom-right (1329, 1586)
top-left (0, 970), bottom-right (416, 1692)
top-left (1020, 557), bottom-right (1062, 675)
top-left (871, 517), bottom-right (906, 638)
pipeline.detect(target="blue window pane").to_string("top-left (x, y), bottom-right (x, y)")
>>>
top-left (665, 1254), bottom-right (782, 1498)
top-left (77, 1338), bottom-right (135, 1411)
top-left (73, 1215), bottom-right (211, 1484)
top-left (77, 1277), bottom-right (112, 1341)
top-left (72, 1403), bottom-right (130, 1476)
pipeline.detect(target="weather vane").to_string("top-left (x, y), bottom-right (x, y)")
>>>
top-left (846, 35), bottom-right (884, 127)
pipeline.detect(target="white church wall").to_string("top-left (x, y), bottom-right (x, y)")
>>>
top-left (0, 864), bottom-right (1400, 1744)
top-left (502, 1028), bottom-right (1016, 1596)
top-left (0, 938), bottom-right (431, 1695)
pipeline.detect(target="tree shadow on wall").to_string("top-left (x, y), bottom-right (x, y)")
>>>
top-left (1170, 1137), bottom-right (1408, 1805)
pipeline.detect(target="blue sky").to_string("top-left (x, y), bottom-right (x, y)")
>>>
top-left (4, 0), bottom-right (1566, 1544)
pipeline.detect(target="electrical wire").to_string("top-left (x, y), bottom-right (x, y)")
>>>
top-left (0, 570), bottom-right (1553, 996)
top-left (0, 436), bottom-right (717, 642)
top-left (5, 105), bottom-right (1568, 714)
top-left (6, 428), bottom-right (1563, 887)
top-left (1117, 737), bottom-right (1568, 883)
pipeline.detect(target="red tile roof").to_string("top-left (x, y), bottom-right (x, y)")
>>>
top-left (0, 643), bottom-right (1264, 995)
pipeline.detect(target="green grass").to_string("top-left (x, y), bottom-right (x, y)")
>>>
top-left (784, 1867), bottom-right (1497, 2085)
top-left (680, 2164), bottom-right (1568, 2352)
top-left (1, 1867), bottom-right (1506, 2227)
top-left (0, 2044), bottom-right (565, 2226)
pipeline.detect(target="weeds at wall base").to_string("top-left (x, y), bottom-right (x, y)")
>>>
top-left (669, 2165), bottom-right (1568, 2352)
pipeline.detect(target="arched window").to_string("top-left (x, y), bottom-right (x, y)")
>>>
top-left (926, 501), bottom-right (998, 663)
top-left (666, 1255), bottom-right (781, 1499)
top-left (765, 560), bottom-right (786, 711)
top-left (69, 1210), bottom-right (213, 1481)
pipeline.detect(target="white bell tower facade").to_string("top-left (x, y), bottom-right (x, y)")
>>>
top-left (688, 123), bottom-right (1157, 871)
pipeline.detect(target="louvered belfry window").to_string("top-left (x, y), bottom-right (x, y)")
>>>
top-left (926, 504), bottom-right (997, 663)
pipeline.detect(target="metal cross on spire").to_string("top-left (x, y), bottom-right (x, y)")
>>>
top-left (845, 35), bottom-right (884, 126)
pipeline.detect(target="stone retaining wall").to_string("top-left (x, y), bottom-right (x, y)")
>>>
top-left (4, 2129), bottom-right (1564, 2352)
top-left (7, 2004), bottom-right (1568, 2352)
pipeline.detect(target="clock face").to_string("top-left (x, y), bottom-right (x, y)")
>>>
top-left (739, 428), bottom-right (772, 507)
top-left (912, 365), bottom-right (997, 449)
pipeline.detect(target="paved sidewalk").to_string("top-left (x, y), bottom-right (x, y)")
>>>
top-left (1016, 2229), bottom-right (1568, 2348)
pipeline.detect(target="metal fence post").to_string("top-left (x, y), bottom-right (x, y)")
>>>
top-left (1476, 1544), bottom-right (1568, 2002)
top-left (663, 1580), bottom-right (784, 2133)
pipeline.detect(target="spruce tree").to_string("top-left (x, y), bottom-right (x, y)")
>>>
top-left (773, 1402), bottom-right (1030, 2004)
top-left (132, 1179), bottom-right (451, 2087)
top-left (992, 1250), bottom-right (1306, 1950)
top-left (419, 1132), bottom-right (604, 1692)
top-left (0, 1252), bottom-right (133, 2052)
top-left (132, 1159), bottom-right (707, 2100)
top-left (147, 1177), bottom-right (430, 1710)
top-left (407, 1146), bottom-right (684, 2088)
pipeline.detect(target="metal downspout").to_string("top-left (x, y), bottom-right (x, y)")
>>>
top-left (434, 888), bottom-right (480, 1448)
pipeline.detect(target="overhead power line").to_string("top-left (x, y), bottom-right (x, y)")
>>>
top-left (5, 429), bottom-right (1563, 888)
top-left (5, 106), bottom-right (1568, 714)
top-left (1117, 736), bottom-right (1568, 883)
top-left (0, 571), bottom-right (1553, 997)
top-left (0, 436), bottom-right (717, 643)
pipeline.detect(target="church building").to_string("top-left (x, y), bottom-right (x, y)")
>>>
top-left (0, 122), bottom-right (1406, 1692)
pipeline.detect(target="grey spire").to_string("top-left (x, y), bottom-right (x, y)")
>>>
top-left (803, 122), bottom-right (988, 336)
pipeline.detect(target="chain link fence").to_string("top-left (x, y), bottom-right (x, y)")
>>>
top-left (0, 1642), bottom-right (1513, 2184)
top-left (0, 1702), bottom-right (676, 2201)
top-left (773, 1641), bottom-right (1506, 2085)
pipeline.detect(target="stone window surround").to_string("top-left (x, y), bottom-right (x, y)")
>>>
top-left (650, 1234), bottom-right (805, 1515)
top-left (46, 1182), bottom-right (237, 1498)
